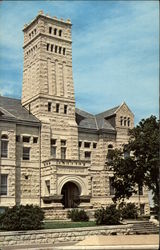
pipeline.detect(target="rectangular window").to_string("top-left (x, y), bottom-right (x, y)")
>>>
top-left (63, 48), bottom-right (66, 55)
top-left (48, 102), bottom-right (52, 112)
top-left (55, 45), bottom-right (58, 53)
top-left (51, 146), bottom-right (56, 158)
top-left (56, 103), bottom-right (60, 113)
top-left (79, 141), bottom-right (82, 147)
top-left (64, 105), bottom-right (67, 114)
top-left (84, 142), bottom-right (90, 148)
top-left (47, 43), bottom-right (49, 51)
top-left (109, 177), bottom-right (115, 195)
top-left (59, 47), bottom-right (62, 54)
top-left (23, 136), bottom-right (30, 143)
top-left (33, 137), bottom-right (38, 143)
top-left (85, 151), bottom-right (91, 159)
top-left (61, 140), bottom-right (66, 146)
top-left (51, 139), bottom-right (56, 145)
top-left (1, 141), bottom-right (8, 158)
top-left (23, 147), bottom-right (30, 160)
top-left (93, 143), bottom-right (97, 149)
top-left (16, 135), bottom-right (20, 142)
top-left (0, 175), bottom-right (8, 195)
top-left (51, 44), bottom-right (53, 52)
top-left (45, 180), bottom-right (50, 194)
top-left (61, 147), bottom-right (66, 159)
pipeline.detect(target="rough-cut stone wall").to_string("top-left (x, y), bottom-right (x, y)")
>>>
top-left (0, 121), bottom-right (40, 208)
top-left (15, 125), bottom-right (40, 205)
top-left (0, 121), bottom-right (16, 207)
top-left (0, 224), bottom-right (132, 247)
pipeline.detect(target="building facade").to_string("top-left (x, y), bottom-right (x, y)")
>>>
top-left (0, 11), bottom-right (149, 219)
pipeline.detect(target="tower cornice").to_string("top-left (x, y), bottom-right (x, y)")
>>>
top-left (23, 12), bottom-right (72, 33)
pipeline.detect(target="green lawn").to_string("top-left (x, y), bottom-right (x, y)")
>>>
top-left (44, 220), bottom-right (96, 229)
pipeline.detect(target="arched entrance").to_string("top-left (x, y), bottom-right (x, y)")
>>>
top-left (61, 181), bottom-right (80, 208)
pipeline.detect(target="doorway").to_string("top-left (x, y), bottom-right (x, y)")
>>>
top-left (61, 181), bottom-right (80, 208)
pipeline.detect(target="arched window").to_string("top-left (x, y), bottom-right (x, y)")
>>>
top-left (128, 118), bottom-right (130, 127)
top-left (54, 28), bottom-right (57, 35)
top-left (1, 135), bottom-right (8, 158)
top-left (59, 30), bottom-right (62, 37)
top-left (124, 117), bottom-right (127, 126)
top-left (107, 144), bottom-right (113, 163)
top-left (49, 27), bottom-right (52, 34)
top-left (120, 116), bottom-right (123, 126)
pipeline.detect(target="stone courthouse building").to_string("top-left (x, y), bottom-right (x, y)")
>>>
top-left (0, 11), bottom-right (149, 218)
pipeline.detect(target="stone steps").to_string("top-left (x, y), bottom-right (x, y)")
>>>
top-left (131, 221), bottom-right (159, 234)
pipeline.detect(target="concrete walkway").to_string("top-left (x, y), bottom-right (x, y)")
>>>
top-left (54, 234), bottom-right (159, 250)
top-left (1, 234), bottom-right (159, 250)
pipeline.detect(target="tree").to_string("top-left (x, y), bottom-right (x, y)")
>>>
top-left (108, 116), bottom-right (159, 213)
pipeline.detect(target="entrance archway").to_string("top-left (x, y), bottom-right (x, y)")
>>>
top-left (61, 181), bottom-right (80, 208)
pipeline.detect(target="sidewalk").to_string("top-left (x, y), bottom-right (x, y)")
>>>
top-left (54, 234), bottom-right (159, 250)
top-left (1, 234), bottom-right (159, 250)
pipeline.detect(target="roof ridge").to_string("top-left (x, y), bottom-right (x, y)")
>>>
top-left (0, 95), bottom-right (21, 102)
top-left (94, 116), bottom-right (98, 130)
top-left (95, 105), bottom-right (119, 116)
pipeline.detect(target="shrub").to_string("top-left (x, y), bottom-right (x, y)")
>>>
top-left (94, 204), bottom-right (121, 225)
top-left (119, 203), bottom-right (138, 219)
top-left (68, 209), bottom-right (89, 222)
top-left (0, 204), bottom-right (44, 231)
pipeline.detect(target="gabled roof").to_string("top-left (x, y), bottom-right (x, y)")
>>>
top-left (75, 106), bottom-right (120, 132)
top-left (95, 106), bottom-right (119, 119)
top-left (0, 96), bottom-right (40, 125)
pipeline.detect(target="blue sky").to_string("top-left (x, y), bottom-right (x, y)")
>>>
top-left (0, 1), bottom-right (159, 124)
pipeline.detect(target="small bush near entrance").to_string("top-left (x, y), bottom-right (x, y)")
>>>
top-left (68, 209), bottom-right (89, 222)
top-left (0, 205), bottom-right (44, 231)
top-left (119, 202), bottom-right (138, 219)
top-left (95, 204), bottom-right (121, 225)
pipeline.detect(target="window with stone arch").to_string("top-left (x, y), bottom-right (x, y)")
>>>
top-left (128, 117), bottom-right (130, 127)
top-left (1, 134), bottom-right (8, 158)
top-left (120, 116), bottom-right (123, 126)
top-left (107, 144), bottom-right (113, 163)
